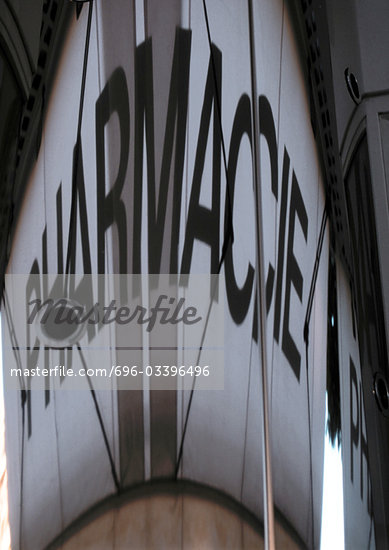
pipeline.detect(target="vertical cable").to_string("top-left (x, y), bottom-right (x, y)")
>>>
top-left (305, 342), bottom-right (315, 548)
top-left (303, 203), bottom-right (328, 548)
top-left (64, 0), bottom-right (94, 292)
top-left (77, 347), bottom-right (120, 493)
top-left (247, 2), bottom-right (276, 549)
top-left (65, 0), bottom-right (120, 494)
top-left (19, 391), bottom-right (26, 550)
top-left (2, 290), bottom-right (26, 549)
top-left (174, 0), bottom-right (234, 478)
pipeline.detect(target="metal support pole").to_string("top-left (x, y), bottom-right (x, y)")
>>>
top-left (247, 2), bottom-right (276, 549)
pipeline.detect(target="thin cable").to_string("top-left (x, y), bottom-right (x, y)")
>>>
top-left (303, 203), bottom-right (328, 549)
top-left (2, 290), bottom-right (27, 548)
top-left (240, 326), bottom-right (255, 503)
top-left (64, 1), bottom-right (94, 287)
top-left (77, 346), bottom-right (120, 492)
top-left (304, 202), bottom-right (328, 343)
top-left (367, 489), bottom-right (373, 549)
top-left (59, 2), bottom-right (120, 494)
top-left (174, 0), bottom-right (235, 477)
top-left (175, 274), bottom-right (218, 478)
top-left (305, 341), bottom-right (314, 549)
top-left (76, 2), bottom-right (94, 141)
top-left (201, 0), bottom-right (234, 249)
top-left (19, 390), bottom-right (26, 550)
top-left (3, 289), bottom-right (25, 389)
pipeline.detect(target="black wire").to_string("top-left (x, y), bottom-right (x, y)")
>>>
top-left (240, 316), bottom-right (255, 502)
top-left (175, 0), bottom-right (235, 478)
top-left (305, 340), bottom-right (314, 549)
top-left (304, 202), bottom-right (328, 343)
top-left (64, 0), bottom-right (94, 285)
top-left (19, 390), bottom-right (26, 550)
top-left (175, 276), bottom-right (219, 477)
top-left (3, 285), bottom-right (28, 544)
top-left (59, 0), bottom-right (121, 495)
top-left (77, 347), bottom-right (120, 493)
top-left (201, 0), bottom-right (234, 254)
top-left (367, 488), bottom-right (373, 549)
top-left (2, 290), bottom-right (27, 548)
top-left (3, 289), bottom-right (25, 389)
top-left (303, 203), bottom-right (328, 549)
top-left (68, 0), bottom-right (120, 494)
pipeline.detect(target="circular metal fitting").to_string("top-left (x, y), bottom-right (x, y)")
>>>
top-left (373, 372), bottom-right (389, 417)
top-left (345, 68), bottom-right (361, 105)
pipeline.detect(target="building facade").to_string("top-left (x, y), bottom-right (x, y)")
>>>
top-left (0, 0), bottom-right (388, 548)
